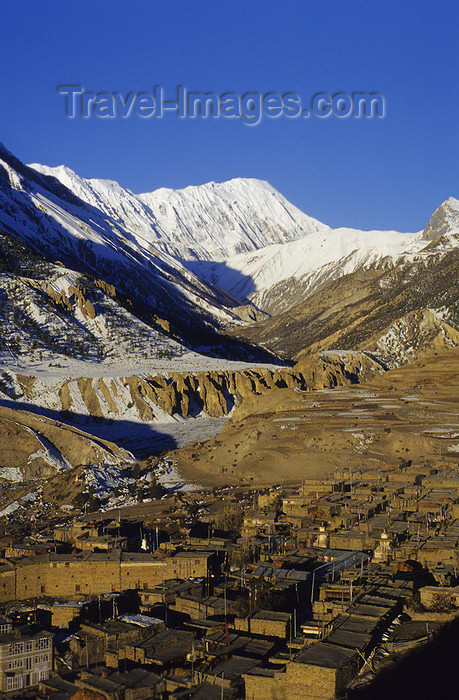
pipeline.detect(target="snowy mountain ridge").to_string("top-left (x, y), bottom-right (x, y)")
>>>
top-left (30, 158), bottom-right (459, 317)
top-left (188, 225), bottom-right (429, 314)
top-left (0, 145), bottom-right (257, 335)
top-left (29, 163), bottom-right (330, 262)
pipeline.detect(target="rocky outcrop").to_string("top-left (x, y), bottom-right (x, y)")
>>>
top-left (422, 198), bottom-right (459, 241)
top-left (7, 352), bottom-right (384, 424)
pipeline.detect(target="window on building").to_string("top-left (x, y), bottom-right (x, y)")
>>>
top-left (35, 638), bottom-right (49, 651)
top-left (9, 642), bottom-right (24, 655)
top-left (76, 584), bottom-right (81, 592)
top-left (41, 585), bottom-right (45, 593)
top-left (7, 676), bottom-right (22, 691)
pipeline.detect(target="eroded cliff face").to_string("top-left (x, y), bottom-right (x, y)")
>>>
top-left (7, 351), bottom-right (384, 423)
top-left (0, 352), bottom-right (384, 481)
top-left (25, 278), bottom-right (97, 320)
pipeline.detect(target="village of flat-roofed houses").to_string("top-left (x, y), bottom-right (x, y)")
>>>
top-left (0, 461), bottom-right (458, 698)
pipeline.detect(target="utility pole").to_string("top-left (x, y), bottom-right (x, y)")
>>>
top-left (191, 637), bottom-right (195, 683)
top-left (163, 569), bottom-right (167, 626)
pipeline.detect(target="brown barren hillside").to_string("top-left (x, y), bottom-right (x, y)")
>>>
top-left (0, 406), bottom-right (131, 480)
top-left (172, 349), bottom-right (459, 488)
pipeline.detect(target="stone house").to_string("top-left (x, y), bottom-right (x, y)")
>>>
top-left (244, 643), bottom-right (360, 700)
top-left (234, 610), bottom-right (291, 639)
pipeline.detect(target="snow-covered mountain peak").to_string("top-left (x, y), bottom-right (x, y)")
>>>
top-left (422, 196), bottom-right (459, 241)
top-left (30, 162), bottom-right (135, 199)
top-left (23, 151), bottom-right (459, 319)
top-left (39, 163), bottom-right (75, 178)
top-left (137, 176), bottom-right (331, 260)
top-left (446, 196), bottom-right (459, 209)
top-left (145, 176), bottom-right (277, 202)
top-left (28, 162), bottom-right (330, 261)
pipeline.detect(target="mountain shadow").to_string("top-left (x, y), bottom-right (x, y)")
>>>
top-left (181, 258), bottom-right (257, 303)
top-left (0, 398), bottom-right (181, 459)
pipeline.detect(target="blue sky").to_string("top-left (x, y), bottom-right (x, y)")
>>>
top-left (1, 0), bottom-right (457, 231)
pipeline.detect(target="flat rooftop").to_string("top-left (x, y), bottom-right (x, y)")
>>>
top-left (294, 642), bottom-right (357, 669)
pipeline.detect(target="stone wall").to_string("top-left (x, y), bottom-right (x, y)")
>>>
top-left (0, 564), bottom-right (16, 603)
top-left (0, 550), bottom-right (212, 603)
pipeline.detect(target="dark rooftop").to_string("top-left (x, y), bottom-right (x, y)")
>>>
top-left (205, 654), bottom-right (261, 681)
top-left (295, 642), bottom-right (357, 669)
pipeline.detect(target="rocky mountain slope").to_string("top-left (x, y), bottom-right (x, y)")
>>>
top-left (0, 404), bottom-right (131, 481)
top-left (207, 197), bottom-right (459, 316)
top-left (188, 226), bottom-right (427, 316)
top-left (232, 202), bottom-right (459, 365)
top-left (0, 227), bottom-right (248, 371)
top-left (0, 144), bottom-right (279, 363)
